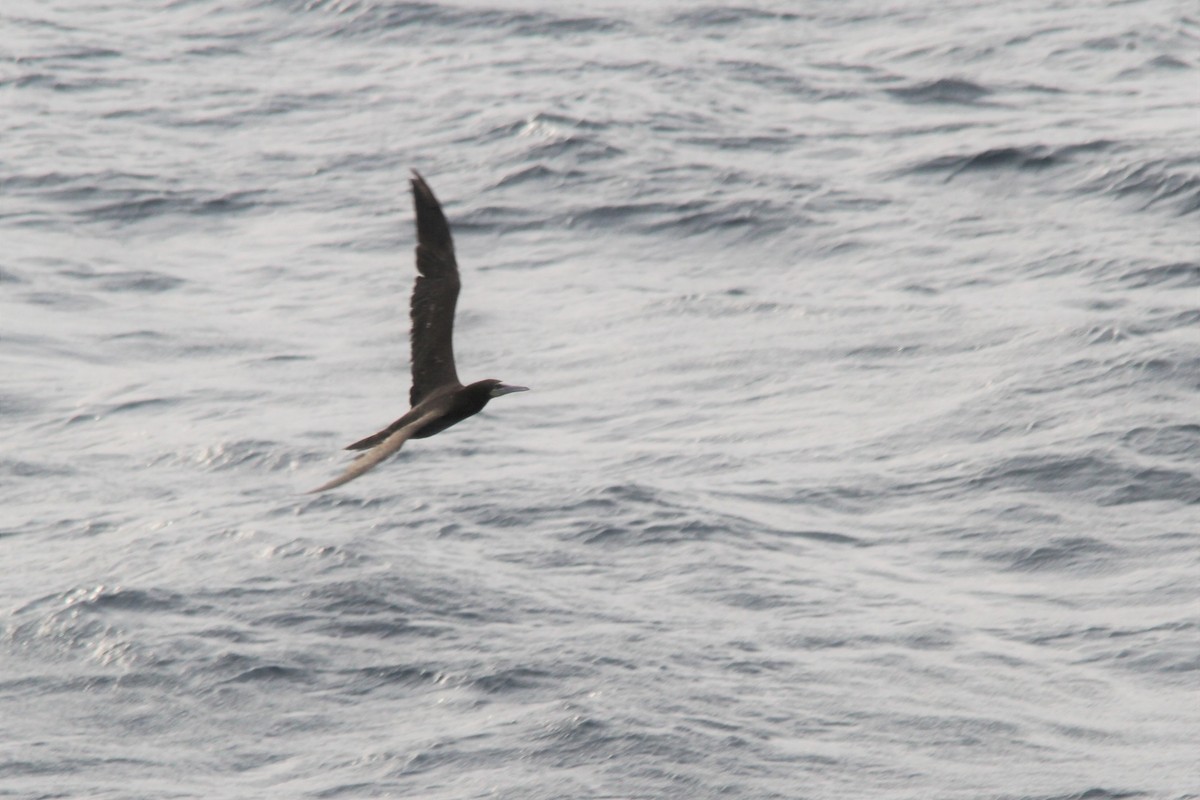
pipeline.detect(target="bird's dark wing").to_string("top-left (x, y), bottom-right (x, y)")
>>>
top-left (408, 171), bottom-right (461, 406)
top-left (343, 404), bottom-right (425, 451)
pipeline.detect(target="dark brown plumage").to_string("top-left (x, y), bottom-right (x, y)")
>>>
top-left (310, 172), bottom-right (527, 493)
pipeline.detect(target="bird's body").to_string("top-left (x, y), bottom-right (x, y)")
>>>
top-left (310, 172), bottom-right (527, 493)
top-left (344, 379), bottom-right (515, 449)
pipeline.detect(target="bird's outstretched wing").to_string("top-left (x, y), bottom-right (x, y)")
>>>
top-left (309, 411), bottom-right (438, 493)
top-left (409, 171), bottom-right (461, 406)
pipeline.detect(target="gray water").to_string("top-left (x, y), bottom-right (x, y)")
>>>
top-left (2, 1), bottom-right (1199, 798)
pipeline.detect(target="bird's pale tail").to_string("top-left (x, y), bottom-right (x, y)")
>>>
top-left (310, 412), bottom-right (437, 493)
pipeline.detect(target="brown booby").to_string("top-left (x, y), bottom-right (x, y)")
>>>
top-left (310, 172), bottom-right (527, 493)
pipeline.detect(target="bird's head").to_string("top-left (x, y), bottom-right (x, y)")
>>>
top-left (478, 379), bottom-right (529, 399)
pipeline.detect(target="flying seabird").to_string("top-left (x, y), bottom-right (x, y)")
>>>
top-left (310, 171), bottom-right (528, 493)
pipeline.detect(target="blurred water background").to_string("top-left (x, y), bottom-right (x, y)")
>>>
top-left (2, 1), bottom-right (1198, 798)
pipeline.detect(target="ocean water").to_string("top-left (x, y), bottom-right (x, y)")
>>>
top-left (2, 0), bottom-right (1198, 797)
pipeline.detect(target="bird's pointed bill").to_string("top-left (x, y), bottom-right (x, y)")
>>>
top-left (489, 383), bottom-right (529, 397)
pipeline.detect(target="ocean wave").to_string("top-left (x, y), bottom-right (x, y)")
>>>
top-left (1121, 424), bottom-right (1200, 459)
top-left (1025, 619), bottom-right (1200, 680)
top-left (492, 164), bottom-right (581, 189)
top-left (886, 77), bottom-right (992, 105)
top-left (906, 140), bottom-right (1198, 216)
top-left (716, 59), bottom-right (825, 99)
top-left (1080, 157), bottom-right (1200, 215)
top-left (5, 585), bottom-right (180, 668)
top-left (66, 396), bottom-right (180, 426)
top-left (1118, 261), bottom-right (1200, 288)
top-left (993, 535), bottom-right (1120, 572)
top-left (224, 663), bottom-right (312, 683)
top-left (191, 440), bottom-right (299, 473)
top-left (671, 6), bottom-right (803, 26)
top-left (1, 170), bottom-right (267, 225)
top-left (271, 0), bottom-right (623, 40)
top-left (471, 665), bottom-right (557, 695)
top-left (968, 452), bottom-right (1200, 506)
top-left (60, 268), bottom-right (185, 293)
top-left (81, 188), bottom-right (266, 224)
top-left (677, 131), bottom-right (800, 152)
top-left (562, 194), bottom-right (792, 238)
top-left (908, 140), bottom-right (1114, 178)
top-left (0, 456), bottom-right (77, 481)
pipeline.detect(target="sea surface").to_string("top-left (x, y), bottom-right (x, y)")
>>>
top-left (2, 1), bottom-right (1198, 798)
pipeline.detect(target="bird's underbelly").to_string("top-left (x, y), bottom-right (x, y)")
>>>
top-left (411, 414), bottom-right (466, 439)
